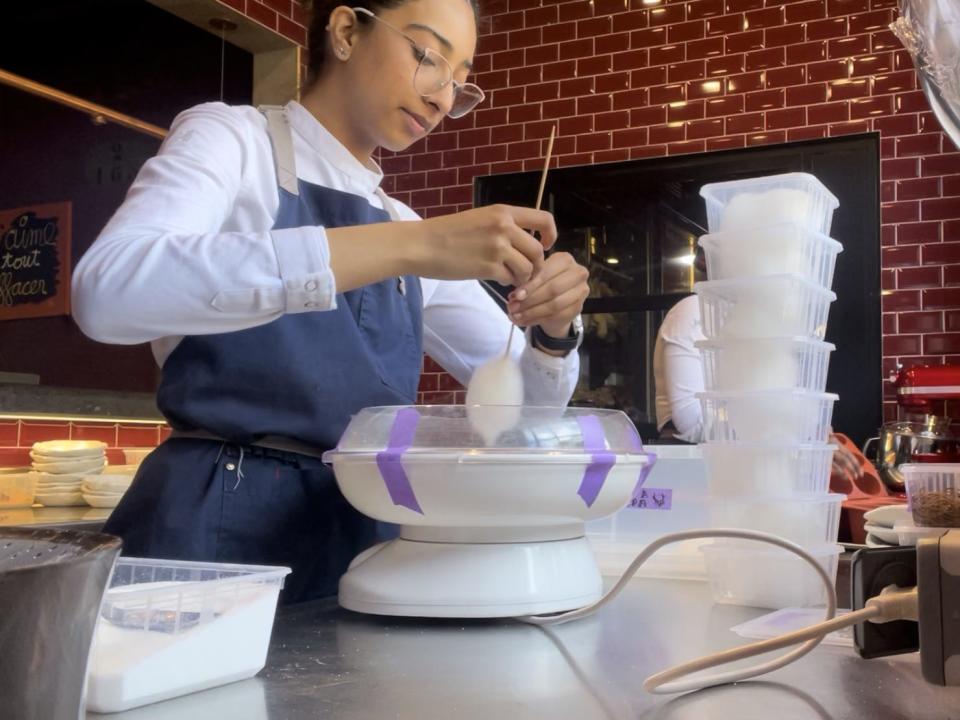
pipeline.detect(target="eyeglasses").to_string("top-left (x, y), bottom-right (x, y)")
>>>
top-left (352, 6), bottom-right (485, 119)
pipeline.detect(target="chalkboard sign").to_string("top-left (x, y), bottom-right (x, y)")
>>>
top-left (0, 201), bottom-right (71, 321)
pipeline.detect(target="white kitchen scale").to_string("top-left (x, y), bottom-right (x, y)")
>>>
top-left (323, 405), bottom-right (654, 618)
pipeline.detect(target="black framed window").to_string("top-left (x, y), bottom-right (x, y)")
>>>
top-left (475, 134), bottom-right (881, 445)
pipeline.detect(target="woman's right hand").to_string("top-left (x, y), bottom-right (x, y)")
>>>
top-left (415, 204), bottom-right (558, 286)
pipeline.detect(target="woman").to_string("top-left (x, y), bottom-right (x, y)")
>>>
top-left (72, 0), bottom-right (589, 603)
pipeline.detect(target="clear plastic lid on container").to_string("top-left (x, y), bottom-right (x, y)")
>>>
top-left (893, 522), bottom-right (950, 546)
top-left (698, 221), bottom-right (843, 289)
top-left (325, 405), bottom-right (648, 462)
top-left (101, 557), bottom-right (291, 635)
top-left (901, 463), bottom-right (960, 527)
top-left (699, 389), bottom-right (837, 444)
top-left (695, 274), bottom-right (836, 340)
top-left (709, 493), bottom-right (845, 547)
top-left (702, 442), bottom-right (836, 496)
top-left (700, 172), bottom-right (840, 235)
top-left (696, 336), bottom-right (835, 393)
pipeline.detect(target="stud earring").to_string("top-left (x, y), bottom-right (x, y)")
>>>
top-left (337, 47), bottom-right (347, 56)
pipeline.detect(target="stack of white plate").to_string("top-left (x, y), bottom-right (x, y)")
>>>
top-left (82, 465), bottom-right (137, 508)
top-left (30, 440), bottom-right (107, 507)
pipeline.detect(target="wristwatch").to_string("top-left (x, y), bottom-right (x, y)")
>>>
top-left (531, 315), bottom-right (584, 356)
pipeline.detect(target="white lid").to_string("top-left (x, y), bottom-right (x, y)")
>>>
top-left (702, 541), bottom-right (842, 558)
top-left (694, 273), bottom-right (837, 300)
top-left (326, 405), bottom-right (645, 455)
top-left (698, 220), bottom-right (843, 251)
top-left (901, 463), bottom-right (960, 475)
top-left (697, 389), bottom-right (839, 401)
top-left (700, 172), bottom-right (839, 207)
top-left (695, 336), bottom-right (836, 351)
top-left (708, 492), bottom-right (846, 505)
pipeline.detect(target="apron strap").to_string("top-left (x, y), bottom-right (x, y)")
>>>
top-left (259, 104), bottom-right (299, 197)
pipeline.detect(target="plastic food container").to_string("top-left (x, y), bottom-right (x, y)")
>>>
top-left (697, 337), bottom-right (834, 393)
top-left (700, 172), bottom-right (839, 235)
top-left (901, 463), bottom-right (960, 527)
top-left (699, 222), bottom-right (843, 289)
top-left (702, 542), bottom-right (841, 609)
top-left (323, 406), bottom-right (654, 535)
top-left (709, 493), bottom-right (844, 546)
top-left (701, 442), bottom-right (835, 495)
top-left (695, 274), bottom-right (835, 340)
top-left (586, 444), bottom-right (709, 580)
top-left (0, 470), bottom-right (37, 508)
top-left (893, 522), bottom-right (950, 546)
top-left (86, 558), bottom-right (291, 713)
top-left (699, 390), bottom-right (837, 444)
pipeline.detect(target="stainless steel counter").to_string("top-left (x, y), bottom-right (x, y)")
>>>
top-left (86, 576), bottom-right (960, 720)
top-left (1, 505), bottom-right (110, 530)
top-left (0, 505), bottom-right (110, 530)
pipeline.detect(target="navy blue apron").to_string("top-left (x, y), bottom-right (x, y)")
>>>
top-left (103, 106), bottom-right (423, 603)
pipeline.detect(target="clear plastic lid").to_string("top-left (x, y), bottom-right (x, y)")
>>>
top-left (324, 405), bottom-right (646, 458)
top-left (699, 172), bottom-right (840, 235)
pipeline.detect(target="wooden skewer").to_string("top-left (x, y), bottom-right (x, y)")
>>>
top-left (534, 124), bottom-right (556, 212)
top-left (505, 124), bottom-right (556, 356)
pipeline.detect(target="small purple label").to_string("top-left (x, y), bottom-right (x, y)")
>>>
top-left (628, 487), bottom-right (672, 510)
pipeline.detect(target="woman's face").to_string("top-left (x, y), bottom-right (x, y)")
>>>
top-left (346, 0), bottom-right (478, 153)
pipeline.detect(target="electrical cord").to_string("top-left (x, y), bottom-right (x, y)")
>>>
top-left (515, 529), bottom-right (919, 695)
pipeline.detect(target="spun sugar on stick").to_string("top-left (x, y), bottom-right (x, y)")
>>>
top-left (466, 355), bottom-right (524, 446)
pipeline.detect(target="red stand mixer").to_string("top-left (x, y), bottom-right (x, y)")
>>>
top-left (839, 366), bottom-right (960, 544)
top-left (863, 365), bottom-right (960, 490)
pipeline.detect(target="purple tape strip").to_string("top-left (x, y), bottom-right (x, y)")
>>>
top-left (375, 408), bottom-right (424, 514)
top-left (576, 415), bottom-right (616, 508)
top-left (625, 430), bottom-right (657, 498)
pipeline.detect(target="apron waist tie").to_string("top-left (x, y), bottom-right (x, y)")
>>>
top-left (168, 429), bottom-right (328, 460)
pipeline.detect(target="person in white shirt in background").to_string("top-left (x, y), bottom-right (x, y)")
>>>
top-left (71, 0), bottom-right (589, 603)
top-left (653, 294), bottom-right (705, 443)
top-left (652, 247), bottom-right (866, 486)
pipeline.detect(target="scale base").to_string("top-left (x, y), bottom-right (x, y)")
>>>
top-left (339, 536), bottom-right (602, 618)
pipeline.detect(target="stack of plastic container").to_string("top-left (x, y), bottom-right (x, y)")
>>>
top-left (694, 172), bottom-right (845, 609)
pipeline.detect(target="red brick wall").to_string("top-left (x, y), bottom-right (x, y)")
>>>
top-left (0, 420), bottom-right (169, 467)
top-left (216, 0), bottom-right (309, 45)
top-left (370, 0), bottom-right (960, 421)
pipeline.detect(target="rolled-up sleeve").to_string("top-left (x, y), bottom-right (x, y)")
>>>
top-left (71, 102), bottom-right (337, 345)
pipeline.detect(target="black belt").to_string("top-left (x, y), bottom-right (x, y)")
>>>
top-left (168, 429), bottom-right (327, 460)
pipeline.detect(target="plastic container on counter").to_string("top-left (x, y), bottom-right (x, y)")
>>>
top-left (586, 444), bottom-right (710, 580)
top-left (695, 274), bottom-right (835, 341)
top-left (702, 542), bottom-right (842, 609)
top-left (709, 493), bottom-right (844, 547)
top-left (697, 337), bottom-right (834, 393)
top-left (893, 522), bottom-right (950, 546)
top-left (699, 389), bottom-right (837, 444)
top-left (85, 558), bottom-right (291, 713)
top-left (698, 221), bottom-right (843, 289)
top-left (700, 172), bottom-right (839, 235)
top-left (701, 442), bottom-right (835, 496)
top-left (901, 463), bottom-right (960, 528)
top-left (0, 470), bottom-right (37, 508)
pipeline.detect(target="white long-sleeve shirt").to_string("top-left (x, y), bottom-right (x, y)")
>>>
top-left (71, 100), bottom-right (579, 405)
top-left (653, 295), bottom-right (705, 442)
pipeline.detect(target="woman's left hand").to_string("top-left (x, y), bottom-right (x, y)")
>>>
top-left (506, 252), bottom-right (589, 338)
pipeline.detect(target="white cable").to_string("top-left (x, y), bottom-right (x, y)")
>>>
top-left (514, 529), bottom-right (887, 695)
